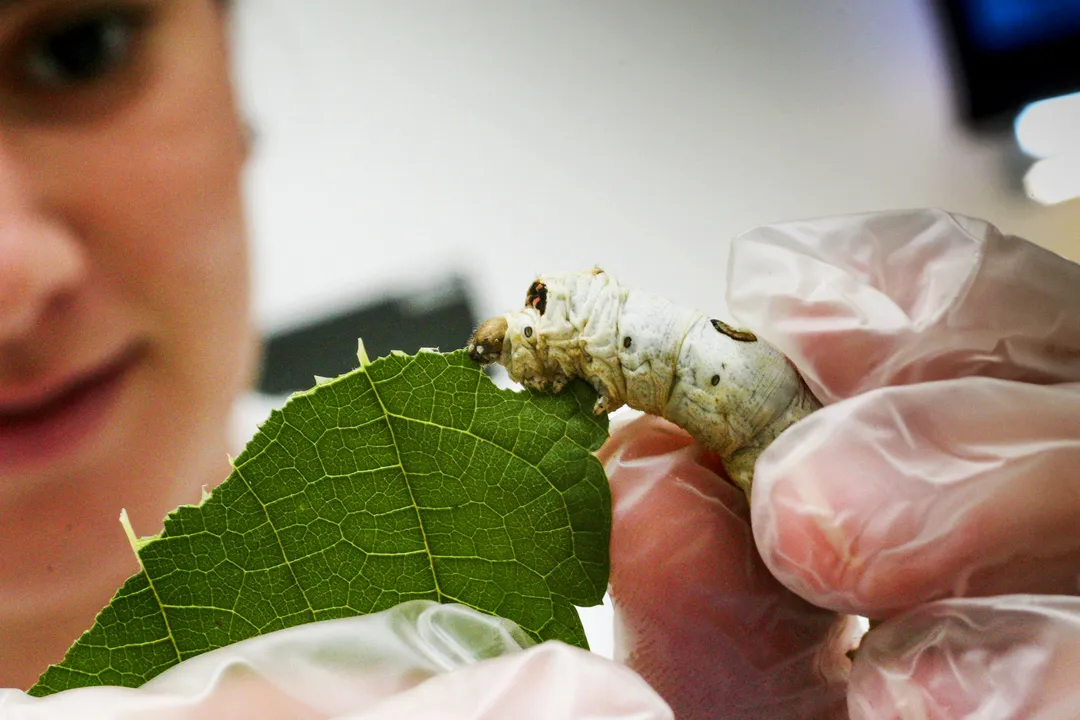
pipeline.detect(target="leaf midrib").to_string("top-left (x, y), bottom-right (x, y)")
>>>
top-left (363, 367), bottom-right (446, 603)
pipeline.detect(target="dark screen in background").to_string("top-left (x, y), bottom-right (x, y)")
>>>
top-left (935, 0), bottom-right (1080, 128)
top-left (258, 276), bottom-right (478, 395)
top-left (965, 0), bottom-right (1080, 51)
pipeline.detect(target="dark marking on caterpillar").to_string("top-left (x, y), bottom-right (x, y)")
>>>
top-left (711, 318), bottom-right (757, 342)
top-left (526, 281), bottom-right (548, 315)
top-left (710, 374), bottom-right (721, 386)
top-left (623, 336), bottom-right (632, 349)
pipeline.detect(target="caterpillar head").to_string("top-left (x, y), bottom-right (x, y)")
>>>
top-left (467, 307), bottom-right (547, 380)
top-left (468, 268), bottom-right (620, 394)
top-left (467, 272), bottom-right (574, 368)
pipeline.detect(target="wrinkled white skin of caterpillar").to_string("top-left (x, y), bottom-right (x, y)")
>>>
top-left (496, 270), bottom-right (821, 498)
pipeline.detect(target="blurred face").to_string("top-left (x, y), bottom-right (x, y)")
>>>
top-left (0, 1), bottom-right (254, 514)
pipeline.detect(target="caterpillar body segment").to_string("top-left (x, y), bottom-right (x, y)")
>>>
top-left (467, 269), bottom-right (821, 497)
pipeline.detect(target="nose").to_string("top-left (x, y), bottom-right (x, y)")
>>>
top-left (0, 141), bottom-right (86, 341)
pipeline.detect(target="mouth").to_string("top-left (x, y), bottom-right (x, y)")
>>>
top-left (0, 344), bottom-right (145, 471)
top-left (466, 316), bottom-right (509, 365)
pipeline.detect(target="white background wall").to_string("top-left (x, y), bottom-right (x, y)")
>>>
top-left (232, 0), bottom-right (1079, 336)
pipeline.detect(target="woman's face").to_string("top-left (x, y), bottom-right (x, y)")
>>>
top-left (0, 1), bottom-right (254, 513)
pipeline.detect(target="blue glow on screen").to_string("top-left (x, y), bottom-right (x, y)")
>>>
top-left (966, 0), bottom-right (1080, 51)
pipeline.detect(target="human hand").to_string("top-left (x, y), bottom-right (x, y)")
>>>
top-left (602, 208), bottom-right (1080, 718)
top-left (0, 600), bottom-right (672, 719)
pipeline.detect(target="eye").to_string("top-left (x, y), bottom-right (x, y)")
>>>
top-left (523, 326), bottom-right (534, 339)
top-left (18, 8), bottom-right (147, 89)
top-left (622, 336), bottom-right (632, 349)
top-left (710, 374), bottom-right (721, 386)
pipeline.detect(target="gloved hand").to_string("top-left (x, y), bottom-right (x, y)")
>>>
top-left (0, 600), bottom-right (672, 719)
top-left (602, 208), bottom-right (1080, 719)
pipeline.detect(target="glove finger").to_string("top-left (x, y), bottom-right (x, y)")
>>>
top-left (726, 208), bottom-right (1080, 404)
top-left (752, 378), bottom-right (1080, 618)
top-left (599, 415), bottom-right (857, 720)
top-left (849, 595), bottom-right (1080, 720)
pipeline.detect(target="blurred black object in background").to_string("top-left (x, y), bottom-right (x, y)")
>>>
top-left (934, 0), bottom-right (1080, 129)
top-left (258, 275), bottom-right (478, 395)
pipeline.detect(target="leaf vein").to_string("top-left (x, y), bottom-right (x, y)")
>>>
top-left (138, 571), bottom-right (184, 668)
top-left (233, 465), bottom-right (320, 623)
top-left (362, 368), bottom-right (445, 603)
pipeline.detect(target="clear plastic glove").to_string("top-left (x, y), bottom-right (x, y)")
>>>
top-left (602, 208), bottom-right (1080, 719)
top-left (0, 600), bottom-right (671, 719)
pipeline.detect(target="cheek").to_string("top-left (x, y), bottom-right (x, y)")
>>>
top-left (116, 136), bottom-right (249, 341)
top-left (89, 116), bottom-right (251, 395)
top-left (50, 17), bottom-right (253, 391)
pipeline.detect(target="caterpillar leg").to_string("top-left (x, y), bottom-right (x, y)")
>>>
top-left (587, 379), bottom-right (623, 416)
top-left (522, 377), bottom-right (549, 392)
top-left (723, 381), bottom-right (822, 501)
top-left (549, 373), bottom-right (572, 394)
top-left (723, 445), bottom-right (761, 501)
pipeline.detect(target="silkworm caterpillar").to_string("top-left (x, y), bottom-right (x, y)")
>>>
top-left (466, 268), bottom-right (820, 498)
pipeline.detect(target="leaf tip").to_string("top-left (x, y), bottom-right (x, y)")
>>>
top-left (119, 510), bottom-right (148, 568)
top-left (357, 338), bottom-right (372, 367)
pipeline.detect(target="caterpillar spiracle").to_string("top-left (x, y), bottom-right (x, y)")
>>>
top-left (466, 268), bottom-right (821, 498)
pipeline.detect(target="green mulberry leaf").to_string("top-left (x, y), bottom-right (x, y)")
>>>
top-left (30, 349), bottom-right (610, 696)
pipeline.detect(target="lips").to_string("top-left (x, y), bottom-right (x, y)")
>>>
top-left (0, 345), bottom-right (144, 470)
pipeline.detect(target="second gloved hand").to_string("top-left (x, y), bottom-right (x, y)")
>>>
top-left (734, 208), bottom-right (1080, 717)
top-left (0, 601), bottom-right (671, 719)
